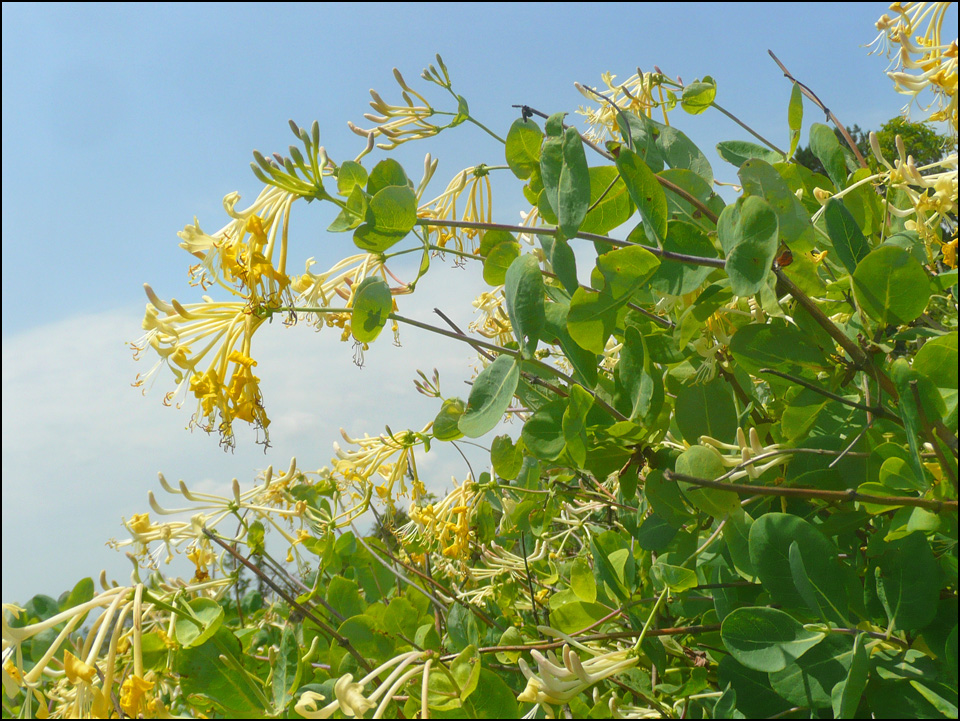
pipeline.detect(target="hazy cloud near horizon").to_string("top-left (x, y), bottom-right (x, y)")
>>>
top-left (1, 265), bottom-right (495, 603)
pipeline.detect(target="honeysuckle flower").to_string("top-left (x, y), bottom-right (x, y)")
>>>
top-left (403, 476), bottom-right (478, 559)
top-left (291, 252), bottom-right (386, 321)
top-left (131, 287), bottom-right (270, 445)
top-left (417, 166), bottom-right (495, 252)
top-left (119, 673), bottom-right (154, 717)
top-left (576, 70), bottom-right (676, 142)
top-left (331, 425), bottom-right (430, 509)
top-left (179, 185), bottom-right (296, 297)
top-left (699, 427), bottom-right (786, 480)
top-left (867, 2), bottom-right (958, 132)
top-left (517, 641), bottom-right (638, 710)
top-left (469, 288), bottom-right (513, 346)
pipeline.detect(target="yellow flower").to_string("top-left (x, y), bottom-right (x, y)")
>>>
top-left (131, 287), bottom-right (270, 445)
top-left (417, 166), bottom-right (494, 253)
top-left (63, 650), bottom-right (97, 685)
top-left (119, 674), bottom-right (154, 717)
top-left (943, 237), bottom-right (958, 267)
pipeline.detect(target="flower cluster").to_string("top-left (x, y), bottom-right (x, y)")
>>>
top-left (869, 2), bottom-right (958, 133)
top-left (575, 71), bottom-right (677, 142)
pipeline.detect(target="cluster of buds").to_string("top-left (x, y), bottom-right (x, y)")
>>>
top-left (348, 68), bottom-right (443, 150)
top-left (295, 651), bottom-right (430, 719)
top-left (517, 641), bottom-right (638, 713)
top-left (700, 427), bottom-right (786, 481)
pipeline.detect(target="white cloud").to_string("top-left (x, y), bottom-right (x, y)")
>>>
top-left (1, 261), bottom-right (495, 603)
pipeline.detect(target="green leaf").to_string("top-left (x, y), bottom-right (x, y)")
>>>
top-left (338, 614), bottom-right (394, 659)
top-left (521, 400), bottom-right (566, 461)
top-left (446, 604), bottom-right (480, 653)
top-left (325, 575), bottom-right (365, 619)
top-left (853, 246), bottom-right (931, 327)
top-left (721, 606), bottom-right (826, 672)
top-left (652, 562), bottom-right (699, 592)
top-left (739, 158), bottom-right (815, 251)
top-left (353, 184), bottom-right (417, 252)
top-left (718, 655), bottom-right (793, 719)
top-left (769, 635), bottom-right (854, 709)
top-left (433, 398), bottom-right (465, 441)
top-left (458, 355), bottom-right (520, 438)
top-left (556, 126), bottom-right (591, 238)
top-left (657, 124), bottom-right (713, 184)
top-left (174, 627), bottom-right (264, 717)
top-left (271, 625), bottom-right (301, 712)
top-left (675, 445), bottom-right (740, 517)
top-left (913, 332), bottom-right (958, 428)
top-left (544, 301), bottom-right (598, 387)
top-left (780, 387), bottom-right (831, 441)
top-left (482, 239), bottom-right (521, 286)
top-left (490, 434), bottom-right (523, 480)
top-left (504, 253), bottom-right (544, 357)
top-left (674, 378), bottom-right (738, 445)
top-left (617, 326), bottom-right (656, 421)
top-left (824, 198), bottom-right (870, 274)
top-left (175, 597), bottom-right (225, 649)
top-left (749, 513), bottom-right (847, 615)
top-left (384, 597), bottom-right (419, 639)
top-left (660, 168), bottom-right (726, 231)
top-left (681, 76), bottom-right (716, 115)
top-left (635, 221), bottom-right (717, 295)
top-left (247, 521), bottom-right (265, 555)
top-left (327, 184), bottom-right (368, 232)
top-left (579, 166), bottom-right (635, 235)
top-left (875, 532), bottom-right (939, 632)
top-left (591, 531), bottom-right (634, 601)
top-left (788, 541), bottom-right (848, 625)
top-left (615, 144), bottom-right (668, 245)
top-left (832, 632), bottom-right (869, 720)
top-left (562, 384), bottom-right (593, 467)
top-left (469, 669), bottom-right (520, 719)
top-left (596, 244), bottom-right (661, 298)
top-left (716, 140), bottom-right (784, 168)
top-left (571, 556), bottom-right (597, 603)
top-left (550, 600), bottom-right (610, 634)
top-left (788, 83), bottom-right (803, 158)
top-left (721, 195), bottom-right (779, 296)
top-left (505, 118), bottom-right (544, 180)
top-left (366, 158), bottom-right (410, 195)
top-left (566, 286), bottom-right (620, 354)
top-left (645, 469), bottom-right (694, 528)
top-left (729, 322), bottom-right (832, 379)
top-left (350, 277), bottom-right (393, 343)
top-left (60, 578), bottom-right (94, 612)
top-left (337, 160), bottom-right (368, 197)
top-left (544, 235), bottom-right (578, 294)
top-left (809, 123), bottom-right (848, 189)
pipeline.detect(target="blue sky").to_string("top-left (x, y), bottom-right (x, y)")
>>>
top-left (2, 2), bottom-right (948, 602)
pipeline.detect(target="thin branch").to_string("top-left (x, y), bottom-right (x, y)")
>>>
top-left (773, 266), bottom-right (898, 400)
top-left (709, 101), bottom-right (786, 157)
top-left (767, 50), bottom-right (868, 168)
top-left (415, 218), bottom-right (726, 268)
top-left (520, 532), bottom-right (542, 627)
top-left (203, 527), bottom-right (375, 674)
top-left (759, 368), bottom-right (901, 424)
top-left (663, 470), bottom-right (958, 513)
top-left (445, 623), bottom-right (723, 660)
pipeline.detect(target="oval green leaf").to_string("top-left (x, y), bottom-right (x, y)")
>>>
top-left (458, 355), bottom-right (520, 438)
top-left (721, 606), bottom-right (825, 672)
top-left (351, 277), bottom-right (393, 343)
top-left (853, 245), bottom-right (931, 327)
